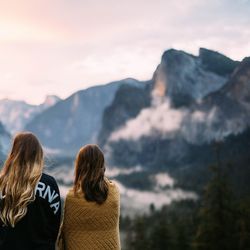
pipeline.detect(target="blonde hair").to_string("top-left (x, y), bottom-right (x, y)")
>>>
top-left (0, 132), bottom-right (44, 227)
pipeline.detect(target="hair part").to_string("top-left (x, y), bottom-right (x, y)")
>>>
top-left (0, 132), bottom-right (44, 227)
top-left (73, 144), bottom-right (108, 204)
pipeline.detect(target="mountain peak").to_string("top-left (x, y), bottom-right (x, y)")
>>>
top-left (199, 47), bottom-right (223, 56)
top-left (42, 95), bottom-right (61, 107)
top-left (241, 56), bottom-right (250, 64)
top-left (221, 56), bottom-right (250, 105)
top-left (161, 49), bottom-right (196, 62)
top-left (152, 48), bottom-right (227, 106)
top-left (199, 47), bottom-right (239, 76)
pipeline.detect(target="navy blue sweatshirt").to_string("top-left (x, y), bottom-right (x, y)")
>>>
top-left (0, 173), bottom-right (61, 250)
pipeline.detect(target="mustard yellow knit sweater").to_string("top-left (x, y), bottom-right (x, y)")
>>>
top-left (58, 181), bottom-right (120, 250)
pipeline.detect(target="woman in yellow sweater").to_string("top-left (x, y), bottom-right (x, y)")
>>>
top-left (58, 144), bottom-right (120, 250)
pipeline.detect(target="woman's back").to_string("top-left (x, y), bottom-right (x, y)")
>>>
top-left (0, 132), bottom-right (61, 250)
top-left (0, 173), bottom-right (61, 250)
top-left (61, 180), bottom-right (120, 250)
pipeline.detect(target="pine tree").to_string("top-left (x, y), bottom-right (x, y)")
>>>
top-left (193, 142), bottom-right (237, 250)
top-left (175, 223), bottom-right (190, 250)
top-left (237, 199), bottom-right (250, 250)
top-left (126, 216), bottom-right (150, 250)
top-left (148, 220), bottom-right (172, 250)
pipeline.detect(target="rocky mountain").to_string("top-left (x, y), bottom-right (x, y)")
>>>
top-left (99, 49), bottom-right (239, 147)
top-left (8, 47), bottom-right (246, 166)
top-left (198, 48), bottom-right (239, 76)
top-left (217, 56), bottom-right (250, 108)
top-left (41, 95), bottom-right (61, 109)
top-left (99, 48), bottom-right (250, 171)
top-left (191, 56), bottom-right (250, 141)
top-left (0, 95), bottom-right (60, 133)
top-left (96, 50), bottom-right (250, 199)
top-left (98, 81), bottom-right (152, 146)
top-left (151, 48), bottom-right (239, 107)
top-left (25, 79), bottom-right (145, 154)
top-left (0, 46), bottom-right (246, 202)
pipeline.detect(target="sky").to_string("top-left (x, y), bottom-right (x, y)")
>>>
top-left (0, 0), bottom-right (249, 104)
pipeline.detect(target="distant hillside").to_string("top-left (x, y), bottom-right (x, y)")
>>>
top-left (25, 79), bottom-right (145, 154)
top-left (0, 95), bottom-right (60, 133)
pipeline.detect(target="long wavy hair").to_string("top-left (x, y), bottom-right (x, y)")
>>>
top-left (73, 144), bottom-right (108, 204)
top-left (0, 132), bottom-right (44, 227)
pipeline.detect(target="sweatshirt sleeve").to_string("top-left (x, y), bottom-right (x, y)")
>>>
top-left (47, 174), bottom-right (62, 240)
top-left (36, 173), bottom-right (62, 241)
top-left (50, 176), bottom-right (61, 241)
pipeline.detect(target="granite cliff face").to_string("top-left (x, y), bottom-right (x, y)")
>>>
top-left (151, 48), bottom-right (238, 107)
top-left (199, 47), bottom-right (239, 76)
top-left (195, 57), bottom-right (250, 139)
top-left (99, 48), bottom-right (240, 142)
top-left (98, 81), bottom-right (152, 146)
top-left (219, 57), bottom-right (250, 108)
top-left (99, 49), bottom-right (250, 171)
top-left (98, 48), bottom-right (238, 152)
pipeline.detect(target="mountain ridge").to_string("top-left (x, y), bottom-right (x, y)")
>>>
top-left (0, 95), bottom-right (61, 133)
top-left (1, 47), bottom-right (247, 161)
top-left (25, 79), bottom-right (146, 153)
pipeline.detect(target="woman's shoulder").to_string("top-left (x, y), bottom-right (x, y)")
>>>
top-left (40, 172), bottom-right (56, 182)
top-left (106, 179), bottom-right (120, 195)
top-left (40, 173), bottom-right (58, 187)
top-left (65, 180), bottom-right (120, 201)
top-left (66, 188), bottom-right (74, 197)
top-left (107, 179), bottom-right (118, 187)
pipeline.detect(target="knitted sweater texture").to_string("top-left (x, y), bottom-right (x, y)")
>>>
top-left (59, 181), bottom-right (120, 250)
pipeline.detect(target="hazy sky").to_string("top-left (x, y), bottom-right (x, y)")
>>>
top-left (0, 0), bottom-right (249, 104)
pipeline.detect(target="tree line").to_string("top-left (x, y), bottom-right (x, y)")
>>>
top-left (120, 144), bottom-right (250, 250)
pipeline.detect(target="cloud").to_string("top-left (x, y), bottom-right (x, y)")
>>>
top-left (106, 165), bottom-right (143, 178)
top-left (117, 180), bottom-right (197, 214)
top-left (47, 164), bottom-right (198, 213)
top-left (110, 99), bottom-right (186, 141)
top-left (152, 173), bottom-right (175, 189)
top-left (109, 95), bottom-right (247, 145)
top-left (181, 106), bottom-right (249, 144)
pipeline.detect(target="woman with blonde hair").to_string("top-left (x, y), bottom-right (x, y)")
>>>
top-left (0, 132), bottom-right (61, 250)
top-left (58, 144), bottom-right (120, 250)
